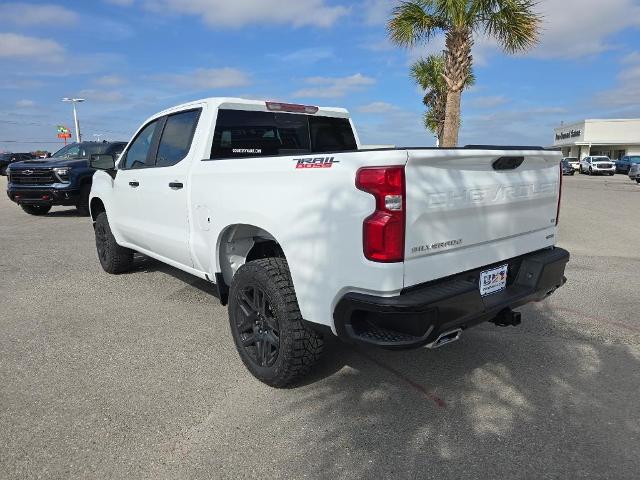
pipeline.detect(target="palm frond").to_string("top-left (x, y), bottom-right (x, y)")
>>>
top-left (387, 1), bottom-right (445, 47)
top-left (481, 0), bottom-right (541, 52)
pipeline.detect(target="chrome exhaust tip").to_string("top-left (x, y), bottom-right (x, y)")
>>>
top-left (426, 328), bottom-right (462, 349)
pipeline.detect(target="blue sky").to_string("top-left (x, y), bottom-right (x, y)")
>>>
top-left (2, 0), bottom-right (640, 152)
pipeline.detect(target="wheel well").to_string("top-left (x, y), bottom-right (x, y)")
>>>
top-left (90, 197), bottom-right (105, 222)
top-left (218, 225), bottom-right (284, 286)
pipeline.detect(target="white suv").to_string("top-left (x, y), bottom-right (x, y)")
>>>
top-left (579, 156), bottom-right (615, 176)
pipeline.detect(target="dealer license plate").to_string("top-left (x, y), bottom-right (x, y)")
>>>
top-left (479, 264), bottom-right (508, 296)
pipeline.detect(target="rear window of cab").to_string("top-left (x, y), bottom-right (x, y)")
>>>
top-left (210, 109), bottom-right (357, 159)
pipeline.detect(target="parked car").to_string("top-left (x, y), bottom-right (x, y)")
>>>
top-left (629, 163), bottom-right (640, 183)
top-left (88, 97), bottom-right (569, 387)
top-left (579, 156), bottom-right (615, 175)
top-left (561, 159), bottom-right (575, 175)
top-left (562, 157), bottom-right (579, 171)
top-left (0, 152), bottom-right (35, 175)
top-left (616, 155), bottom-right (640, 174)
top-left (6, 141), bottom-right (126, 216)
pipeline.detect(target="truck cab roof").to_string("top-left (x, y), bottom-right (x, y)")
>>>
top-left (153, 97), bottom-right (351, 119)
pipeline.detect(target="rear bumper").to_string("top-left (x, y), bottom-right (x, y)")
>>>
top-left (333, 247), bottom-right (570, 349)
top-left (7, 186), bottom-right (80, 206)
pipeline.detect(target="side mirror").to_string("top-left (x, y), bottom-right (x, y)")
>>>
top-left (90, 153), bottom-right (115, 171)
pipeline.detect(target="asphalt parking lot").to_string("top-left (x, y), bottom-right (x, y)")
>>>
top-left (1, 173), bottom-right (639, 479)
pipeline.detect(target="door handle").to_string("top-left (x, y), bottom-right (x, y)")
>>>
top-left (169, 182), bottom-right (183, 190)
top-left (129, 181), bottom-right (139, 187)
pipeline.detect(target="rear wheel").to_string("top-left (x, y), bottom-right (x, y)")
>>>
top-left (94, 212), bottom-right (134, 274)
top-left (0, 165), bottom-right (6, 176)
top-left (636, 179), bottom-right (640, 184)
top-left (76, 184), bottom-right (91, 216)
top-left (228, 258), bottom-right (324, 388)
top-left (21, 204), bottom-right (51, 215)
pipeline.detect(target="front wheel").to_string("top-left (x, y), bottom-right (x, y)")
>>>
top-left (636, 179), bottom-right (640, 184)
top-left (21, 204), bottom-right (51, 215)
top-left (94, 212), bottom-right (134, 274)
top-left (588, 167), bottom-right (593, 175)
top-left (228, 258), bottom-right (324, 388)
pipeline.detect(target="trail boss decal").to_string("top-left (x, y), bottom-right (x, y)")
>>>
top-left (294, 157), bottom-right (340, 169)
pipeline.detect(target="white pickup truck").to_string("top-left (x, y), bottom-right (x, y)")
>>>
top-left (89, 97), bottom-right (569, 387)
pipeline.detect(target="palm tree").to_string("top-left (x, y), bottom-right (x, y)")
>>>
top-left (411, 54), bottom-right (474, 145)
top-left (389, 0), bottom-right (540, 147)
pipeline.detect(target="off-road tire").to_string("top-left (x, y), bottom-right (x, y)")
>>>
top-left (76, 183), bottom-right (91, 216)
top-left (228, 258), bottom-right (324, 388)
top-left (94, 212), bottom-right (134, 274)
top-left (21, 204), bottom-right (51, 215)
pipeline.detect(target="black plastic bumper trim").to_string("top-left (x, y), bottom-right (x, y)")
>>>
top-left (333, 247), bottom-right (569, 349)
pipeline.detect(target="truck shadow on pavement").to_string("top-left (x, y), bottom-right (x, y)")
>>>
top-left (151, 295), bottom-right (639, 479)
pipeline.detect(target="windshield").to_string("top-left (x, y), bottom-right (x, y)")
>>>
top-left (627, 156), bottom-right (640, 164)
top-left (592, 157), bottom-right (610, 162)
top-left (565, 158), bottom-right (577, 162)
top-left (51, 143), bottom-right (117, 159)
top-left (561, 160), bottom-right (571, 167)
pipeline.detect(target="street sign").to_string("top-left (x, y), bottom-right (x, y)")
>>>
top-left (57, 125), bottom-right (72, 145)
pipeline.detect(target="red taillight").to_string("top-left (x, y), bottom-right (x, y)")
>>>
top-left (556, 161), bottom-right (563, 225)
top-left (356, 166), bottom-right (405, 262)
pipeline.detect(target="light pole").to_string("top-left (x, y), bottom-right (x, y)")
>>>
top-left (62, 97), bottom-right (85, 143)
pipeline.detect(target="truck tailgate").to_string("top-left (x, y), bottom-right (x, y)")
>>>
top-left (403, 149), bottom-right (561, 288)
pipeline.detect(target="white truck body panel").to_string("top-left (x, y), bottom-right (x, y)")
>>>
top-left (90, 97), bottom-right (562, 333)
top-left (403, 150), bottom-right (560, 288)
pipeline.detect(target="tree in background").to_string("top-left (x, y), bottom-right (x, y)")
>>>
top-left (411, 54), bottom-right (474, 145)
top-left (388, 0), bottom-right (540, 147)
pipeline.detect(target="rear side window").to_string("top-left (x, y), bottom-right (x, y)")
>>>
top-left (210, 109), bottom-right (357, 159)
top-left (156, 109), bottom-right (201, 167)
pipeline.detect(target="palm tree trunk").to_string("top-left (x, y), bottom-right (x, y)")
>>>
top-left (442, 29), bottom-right (472, 148)
top-left (442, 89), bottom-right (461, 147)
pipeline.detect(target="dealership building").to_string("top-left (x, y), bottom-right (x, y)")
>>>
top-left (553, 118), bottom-right (640, 160)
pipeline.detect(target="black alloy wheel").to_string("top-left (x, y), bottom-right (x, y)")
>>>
top-left (234, 284), bottom-right (280, 368)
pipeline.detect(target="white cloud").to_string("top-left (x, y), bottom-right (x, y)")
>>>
top-left (595, 53), bottom-right (640, 108)
top-left (141, 0), bottom-right (349, 28)
top-left (357, 101), bottom-right (400, 113)
top-left (363, 0), bottom-right (393, 25)
top-left (94, 75), bottom-right (127, 87)
top-left (532, 0), bottom-right (640, 59)
top-left (293, 73), bottom-right (375, 98)
top-left (78, 89), bottom-right (128, 104)
top-left (0, 3), bottom-right (78, 26)
top-left (15, 99), bottom-right (36, 108)
top-left (0, 33), bottom-right (65, 63)
top-left (159, 67), bottom-right (251, 90)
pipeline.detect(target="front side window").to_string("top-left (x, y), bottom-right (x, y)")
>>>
top-left (210, 109), bottom-right (357, 159)
top-left (156, 109), bottom-right (201, 167)
top-left (122, 120), bottom-right (160, 169)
